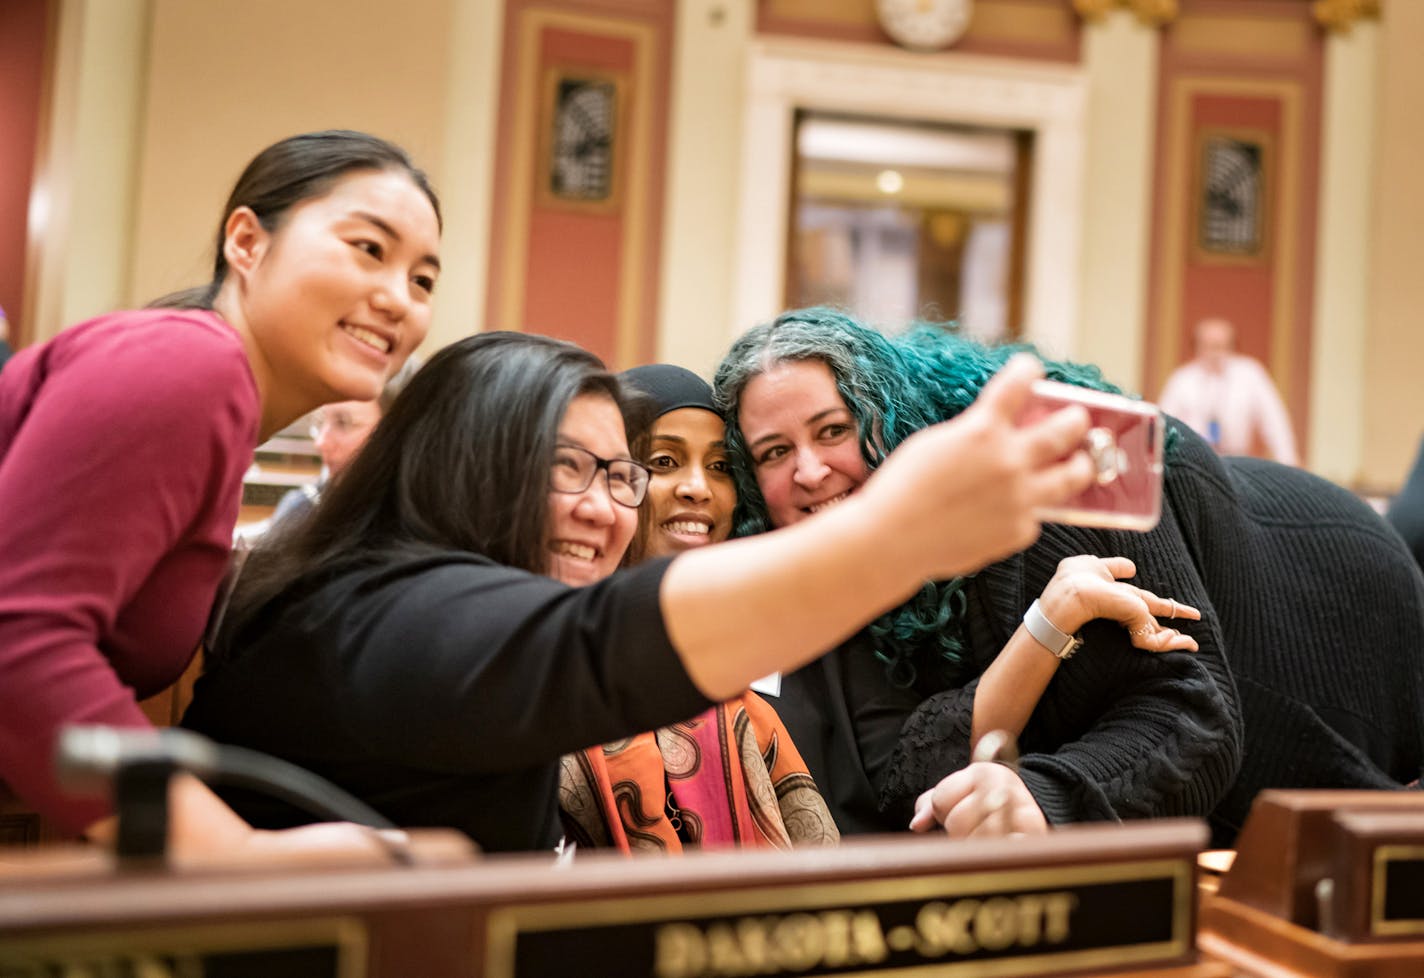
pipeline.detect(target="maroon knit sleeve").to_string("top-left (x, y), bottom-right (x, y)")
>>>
top-left (0, 311), bottom-right (258, 833)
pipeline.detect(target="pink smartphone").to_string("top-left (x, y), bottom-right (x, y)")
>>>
top-left (1016, 379), bottom-right (1164, 532)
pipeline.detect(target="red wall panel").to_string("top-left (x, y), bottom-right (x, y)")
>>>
top-left (486, 0), bottom-right (672, 369)
top-left (0, 0), bottom-right (52, 346)
top-left (1144, 0), bottom-right (1324, 455)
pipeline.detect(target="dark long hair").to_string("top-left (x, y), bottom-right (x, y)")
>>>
top-left (218, 332), bottom-right (645, 656)
top-left (151, 130), bottom-right (441, 310)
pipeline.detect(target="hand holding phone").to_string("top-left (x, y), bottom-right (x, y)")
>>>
top-left (1016, 380), bottom-right (1164, 532)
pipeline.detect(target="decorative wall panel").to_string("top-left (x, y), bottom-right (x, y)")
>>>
top-left (0, 0), bottom-right (52, 346)
top-left (487, 1), bottom-right (672, 368)
top-left (1144, 0), bottom-right (1323, 454)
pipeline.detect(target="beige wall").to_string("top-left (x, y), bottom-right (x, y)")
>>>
top-left (30, 0), bottom-right (500, 354)
top-left (1361, 0), bottom-right (1424, 489)
top-left (1308, 21), bottom-right (1377, 487)
top-left (657, 0), bottom-right (752, 376)
top-left (1077, 9), bottom-right (1157, 395)
top-left (128, 0), bottom-right (467, 337)
top-left (427, 0), bottom-right (503, 352)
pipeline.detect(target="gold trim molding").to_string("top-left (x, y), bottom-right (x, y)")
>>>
top-left (1072, 0), bottom-right (1178, 28)
top-left (1313, 0), bottom-right (1380, 34)
top-left (1075, 0), bottom-right (1381, 36)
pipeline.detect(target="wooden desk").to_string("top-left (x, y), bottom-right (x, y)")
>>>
top-left (1199, 790), bottom-right (1424, 978)
top-left (1, 822), bottom-right (1221, 978)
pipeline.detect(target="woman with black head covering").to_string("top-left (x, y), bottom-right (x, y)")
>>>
top-left (560, 363), bottom-right (837, 852)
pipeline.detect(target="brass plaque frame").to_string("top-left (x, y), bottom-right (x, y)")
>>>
top-left (0, 916), bottom-right (367, 977)
top-left (1372, 845), bottom-right (1424, 938)
top-left (485, 857), bottom-right (1193, 978)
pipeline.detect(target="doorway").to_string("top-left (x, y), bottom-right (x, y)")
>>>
top-left (786, 112), bottom-right (1031, 342)
top-left (731, 40), bottom-right (1085, 355)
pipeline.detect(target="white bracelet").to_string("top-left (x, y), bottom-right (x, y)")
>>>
top-left (1023, 599), bottom-right (1082, 660)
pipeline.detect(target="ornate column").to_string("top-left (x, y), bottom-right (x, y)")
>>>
top-left (1073, 4), bottom-right (1165, 392)
top-left (1072, 0), bottom-right (1178, 29)
top-left (659, 0), bottom-right (753, 370)
top-left (427, 0), bottom-right (504, 353)
top-left (1312, 0), bottom-right (1380, 35)
top-left (1309, 2), bottom-right (1379, 484)
top-left (27, 0), bottom-right (150, 344)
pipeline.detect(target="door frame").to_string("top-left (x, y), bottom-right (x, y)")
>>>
top-left (732, 36), bottom-right (1087, 355)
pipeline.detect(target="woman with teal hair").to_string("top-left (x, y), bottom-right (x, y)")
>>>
top-left (715, 307), bottom-right (1424, 845)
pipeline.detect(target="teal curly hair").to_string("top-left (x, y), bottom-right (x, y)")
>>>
top-left (713, 306), bottom-right (1124, 687)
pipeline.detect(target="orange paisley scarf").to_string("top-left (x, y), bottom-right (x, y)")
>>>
top-left (559, 691), bottom-right (839, 853)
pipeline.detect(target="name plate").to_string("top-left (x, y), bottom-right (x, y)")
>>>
top-left (0, 917), bottom-right (365, 978)
top-left (0, 822), bottom-right (1203, 978)
top-left (1325, 810), bottom-right (1424, 941)
top-left (485, 858), bottom-right (1194, 978)
top-left (1214, 789), bottom-right (1424, 932)
top-left (1373, 846), bottom-right (1424, 937)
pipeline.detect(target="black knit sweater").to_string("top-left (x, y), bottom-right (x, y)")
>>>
top-left (775, 425), bottom-right (1424, 846)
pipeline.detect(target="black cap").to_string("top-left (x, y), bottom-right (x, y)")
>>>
top-left (619, 364), bottom-right (719, 419)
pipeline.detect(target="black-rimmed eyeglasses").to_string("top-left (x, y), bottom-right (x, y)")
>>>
top-left (549, 444), bottom-right (650, 508)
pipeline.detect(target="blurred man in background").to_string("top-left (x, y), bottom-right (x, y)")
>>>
top-left (1159, 316), bottom-right (1299, 465)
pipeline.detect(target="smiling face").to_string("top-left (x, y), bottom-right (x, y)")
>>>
top-left (642, 407), bottom-right (736, 557)
top-left (545, 392), bottom-right (641, 587)
top-left (226, 168), bottom-right (441, 421)
top-left (738, 359), bottom-right (871, 530)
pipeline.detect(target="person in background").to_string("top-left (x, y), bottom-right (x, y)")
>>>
top-left (621, 364), bottom-right (738, 563)
top-left (715, 308), bottom-right (1422, 846)
top-left (0, 302), bottom-right (13, 372)
top-left (1387, 435), bottom-right (1424, 573)
top-left (182, 330), bottom-right (1098, 853)
top-left (270, 356), bottom-right (421, 527)
top-left (559, 363), bottom-right (838, 852)
top-left (0, 129), bottom-right (442, 861)
top-left (1158, 316), bottom-right (1299, 464)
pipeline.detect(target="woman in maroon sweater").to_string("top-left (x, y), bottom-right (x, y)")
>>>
top-left (0, 129), bottom-right (441, 859)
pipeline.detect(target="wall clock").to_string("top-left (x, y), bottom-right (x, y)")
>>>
top-left (875, 0), bottom-right (974, 52)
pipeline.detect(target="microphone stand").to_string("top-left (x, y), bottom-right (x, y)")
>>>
top-left (58, 726), bottom-right (414, 866)
top-left (113, 759), bottom-right (174, 861)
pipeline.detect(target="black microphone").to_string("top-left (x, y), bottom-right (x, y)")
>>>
top-left (57, 725), bottom-right (409, 863)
